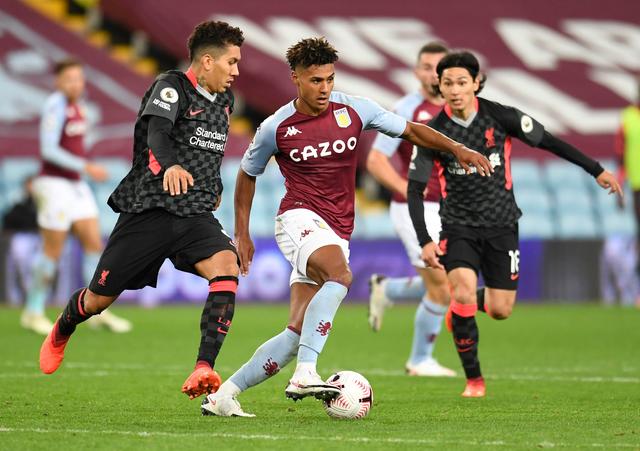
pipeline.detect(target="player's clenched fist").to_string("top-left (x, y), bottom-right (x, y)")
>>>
top-left (234, 233), bottom-right (254, 276)
top-left (163, 164), bottom-right (194, 196)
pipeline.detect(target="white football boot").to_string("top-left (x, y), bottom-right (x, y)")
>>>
top-left (406, 357), bottom-right (457, 377)
top-left (201, 392), bottom-right (255, 417)
top-left (20, 311), bottom-right (54, 335)
top-left (285, 366), bottom-right (340, 401)
top-left (368, 274), bottom-right (391, 332)
top-left (86, 309), bottom-right (132, 333)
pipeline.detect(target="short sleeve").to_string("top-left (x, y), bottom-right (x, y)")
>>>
top-left (240, 116), bottom-right (279, 176)
top-left (332, 93), bottom-right (407, 137)
top-left (141, 79), bottom-right (182, 123)
top-left (371, 131), bottom-right (401, 157)
top-left (488, 100), bottom-right (545, 147)
top-left (408, 145), bottom-right (436, 183)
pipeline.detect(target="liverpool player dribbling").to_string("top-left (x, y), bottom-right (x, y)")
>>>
top-left (39, 21), bottom-right (244, 401)
top-left (408, 51), bottom-right (622, 397)
top-left (201, 38), bottom-right (492, 417)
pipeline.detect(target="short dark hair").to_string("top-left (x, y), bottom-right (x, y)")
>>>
top-left (417, 41), bottom-right (448, 60)
top-left (286, 37), bottom-right (339, 71)
top-left (53, 58), bottom-right (82, 76)
top-left (187, 21), bottom-right (244, 61)
top-left (436, 51), bottom-right (487, 94)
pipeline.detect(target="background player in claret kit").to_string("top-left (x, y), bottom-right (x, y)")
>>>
top-left (201, 37), bottom-right (492, 417)
top-left (407, 51), bottom-right (622, 398)
top-left (366, 42), bottom-right (456, 377)
top-left (38, 21), bottom-right (244, 401)
top-left (23, 58), bottom-right (131, 335)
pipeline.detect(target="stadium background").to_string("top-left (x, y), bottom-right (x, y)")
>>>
top-left (0, 0), bottom-right (639, 306)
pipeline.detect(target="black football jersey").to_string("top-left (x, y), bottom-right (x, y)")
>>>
top-left (108, 70), bottom-right (233, 217)
top-left (408, 97), bottom-right (544, 228)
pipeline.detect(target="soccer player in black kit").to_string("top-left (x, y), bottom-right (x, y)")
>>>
top-left (407, 51), bottom-right (622, 397)
top-left (39, 21), bottom-right (244, 401)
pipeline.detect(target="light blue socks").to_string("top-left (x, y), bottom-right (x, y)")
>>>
top-left (83, 251), bottom-right (101, 285)
top-left (297, 281), bottom-right (348, 364)
top-left (384, 276), bottom-right (426, 301)
top-left (25, 253), bottom-right (56, 314)
top-left (408, 298), bottom-right (447, 365)
top-left (228, 328), bottom-right (300, 393)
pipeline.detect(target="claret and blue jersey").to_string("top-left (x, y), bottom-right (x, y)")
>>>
top-left (241, 91), bottom-right (407, 239)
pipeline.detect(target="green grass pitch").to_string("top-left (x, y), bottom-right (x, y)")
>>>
top-left (0, 303), bottom-right (639, 450)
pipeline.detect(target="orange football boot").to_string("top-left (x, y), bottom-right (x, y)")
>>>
top-left (181, 364), bottom-right (221, 399)
top-left (39, 321), bottom-right (70, 374)
top-left (461, 377), bottom-right (486, 398)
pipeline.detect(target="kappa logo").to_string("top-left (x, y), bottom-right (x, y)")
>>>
top-left (284, 126), bottom-right (302, 137)
top-left (333, 107), bottom-right (352, 128)
top-left (262, 358), bottom-right (280, 376)
top-left (98, 269), bottom-right (110, 286)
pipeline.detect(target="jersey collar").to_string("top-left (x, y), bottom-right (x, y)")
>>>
top-left (184, 67), bottom-right (218, 103)
top-left (444, 97), bottom-right (479, 128)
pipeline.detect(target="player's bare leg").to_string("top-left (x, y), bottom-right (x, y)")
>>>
top-left (203, 283), bottom-right (319, 417)
top-left (448, 268), bottom-right (485, 397)
top-left (483, 288), bottom-right (517, 320)
top-left (73, 218), bottom-right (132, 333)
top-left (39, 289), bottom-right (117, 374)
top-left (22, 228), bottom-right (67, 335)
top-left (182, 250), bottom-right (239, 400)
top-left (285, 245), bottom-right (349, 401)
top-left (405, 267), bottom-right (456, 377)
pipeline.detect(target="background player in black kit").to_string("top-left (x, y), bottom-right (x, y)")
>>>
top-left (407, 51), bottom-right (622, 398)
top-left (39, 21), bottom-right (244, 401)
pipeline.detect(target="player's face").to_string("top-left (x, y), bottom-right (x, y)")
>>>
top-left (204, 45), bottom-right (241, 93)
top-left (291, 64), bottom-right (335, 115)
top-left (439, 67), bottom-right (480, 115)
top-left (415, 52), bottom-right (446, 96)
top-left (56, 65), bottom-right (85, 102)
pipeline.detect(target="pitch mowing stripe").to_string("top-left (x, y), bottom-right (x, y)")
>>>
top-left (2, 367), bottom-right (638, 384)
top-left (0, 427), bottom-right (638, 448)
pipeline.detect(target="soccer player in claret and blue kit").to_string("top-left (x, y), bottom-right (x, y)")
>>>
top-left (39, 21), bottom-right (245, 401)
top-left (201, 37), bottom-right (492, 417)
top-left (407, 51), bottom-right (622, 398)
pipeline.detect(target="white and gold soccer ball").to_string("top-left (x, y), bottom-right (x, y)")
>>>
top-left (323, 371), bottom-right (373, 419)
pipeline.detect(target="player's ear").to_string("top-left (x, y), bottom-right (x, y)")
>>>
top-left (290, 71), bottom-right (298, 86)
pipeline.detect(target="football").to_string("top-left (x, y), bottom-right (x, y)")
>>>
top-left (323, 371), bottom-right (373, 419)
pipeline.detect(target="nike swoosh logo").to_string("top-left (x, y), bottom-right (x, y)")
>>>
top-left (511, 274), bottom-right (519, 280)
top-left (189, 108), bottom-right (204, 116)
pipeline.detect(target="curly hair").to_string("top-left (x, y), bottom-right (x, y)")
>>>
top-left (435, 51), bottom-right (487, 94)
top-left (187, 21), bottom-right (244, 61)
top-left (286, 37), bottom-right (339, 71)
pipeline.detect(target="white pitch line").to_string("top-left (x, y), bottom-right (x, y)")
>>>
top-left (0, 427), bottom-right (638, 449)
top-left (1, 362), bottom-right (638, 384)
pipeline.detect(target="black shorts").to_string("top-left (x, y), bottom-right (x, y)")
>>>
top-left (439, 224), bottom-right (520, 290)
top-left (89, 209), bottom-right (237, 296)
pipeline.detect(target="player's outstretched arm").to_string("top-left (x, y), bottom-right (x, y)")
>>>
top-left (537, 131), bottom-right (623, 199)
top-left (407, 178), bottom-right (444, 270)
top-left (401, 121), bottom-right (493, 176)
top-left (234, 168), bottom-right (257, 276)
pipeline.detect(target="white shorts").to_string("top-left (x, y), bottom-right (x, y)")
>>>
top-left (390, 200), bottom-right (441, 269)
top-left (275, 208), bottom-right (350, 286)
top-left (32, 176), bottom-right (99, 231)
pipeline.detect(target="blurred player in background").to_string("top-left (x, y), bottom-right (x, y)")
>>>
top-left (615, 77), bottom-right (640, 279)
top-left (38, 21), bottom-right (244, 401)
top-left (23, 58), bottom-right (131, 335)
top-left (408, 51), bottom-right (622, 397)
top-left (202, 37), bottom-right (492, 417)
top-left (366, 42), bottom-right (455, 377)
